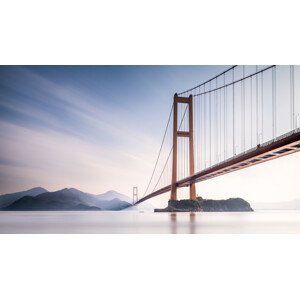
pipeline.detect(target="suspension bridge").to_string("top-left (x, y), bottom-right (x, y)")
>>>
top-left (134, 65), bottom-right (300, 205)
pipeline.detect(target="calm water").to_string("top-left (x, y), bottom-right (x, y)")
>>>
top-left (1, 210), bottom-right (300, 233)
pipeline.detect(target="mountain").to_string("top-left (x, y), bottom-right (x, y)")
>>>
top-left (0, 187), bottom-right (132, 211)
top-left (94, 190), bottom-right (132, 210)
top-left (66, 188), bottom-right (132, 210)
top-left (2, 188), bottom-right (101, 211)
top-left (252, 199), bottom-right (300, 210)
top-left (96, 190), bottom-right (132, 203)
top-left (96, 198), bottom-right (132, 210)
top-left (0, 187), bottom-right (48, 208)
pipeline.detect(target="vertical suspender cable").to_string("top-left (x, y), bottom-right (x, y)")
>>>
top-left (204, 89), bottom-right (206, 169)
top-left (184, 103), bottom-right (186, 177)
top-left (200, 92), bottom-right (202, 170)
top-left (198, 94), bottom-right (200, 171)
top-left (241, 67), bottom-right (243, 152)
top-left (256, 65), bottom-right (259, 145)
top-left (272, 66), bottom-right (276, 138)
top-left (261, 70), bottom-right (264, 143)
top-left (194, 94), bottom-right (196, 172)
top-left (216, 89), bottom-right (219, 162)
top-left (215, 89), bottom-right (217, 163)
top-left (218, 88), bottom-right (220, 161)
top-left (200, 94), bottom-right (202, 170)
top-left (290, 65), bottom-right (295, 130)
top-left (198, 88), bottom-right (200, 171)
top-left (242, 65), bottom-right (245, 152)
top-left (184, 119), bottom-right (185, 178)
top-left (183, 105), bottom-right (184, 180)
top-left (216, 89), bottom-right (218, 162)
top-left (219, 88), bottom-right (221, 162)
top-left (195, 94), bottom-right (197, 171)
top-left (204, 90), bottom-right (206, 168)
top-left (232, 68), bottom-right (235, 155)
top-left (220, 87), bottom-right (222, 161)
top-left (250, 74), bottom-right (253, 148)
top-left (181, 107), bottom-right (183, 179)
top-left (185, 107), bottom-right (187, 177)
top-left (182, 105), bottom-right (184, 178)
top-left (178, 105), bottom-right (180, 180)
top-left (224, 75), bottom-right (227, 160)
top-left (209, 82), bottom-right (212, 166)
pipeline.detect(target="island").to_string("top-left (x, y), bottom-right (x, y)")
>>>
top-left (154, 197), bottom-right (253, 212)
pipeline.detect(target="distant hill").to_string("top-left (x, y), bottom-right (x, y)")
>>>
top-left (252, 199), bottom-right (300, 210)
top-left (2, 188), bottom-right (101, 211)
top-left (0, 187), bottom-right (132, 211)
top-left (93, 190), bottom-right (132, 210)
top-left (0, 187), bottom-right (48, 209)
top-left (96, 190), bottom-right (132, 203)
top-left (96, 198), bottom-right (132, 210)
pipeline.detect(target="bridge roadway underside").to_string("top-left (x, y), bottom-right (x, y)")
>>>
top-left (135, 128), bottom-right (300, 205)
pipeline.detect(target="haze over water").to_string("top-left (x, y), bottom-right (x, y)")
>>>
top-left (1, 210), bottom-right (300, 233)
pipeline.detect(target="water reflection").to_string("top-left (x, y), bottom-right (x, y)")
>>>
top-left (2, 211), bottom-right (300, 233)
top-left (170, 213), bottom-right (177, 234)
top-left (189, 212), bottom-right (196, 234)
top-left (169, 212), bottom-right (197, 234)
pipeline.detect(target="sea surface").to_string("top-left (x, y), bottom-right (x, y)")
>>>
top-left (1, 210), bottom-right (300, 233)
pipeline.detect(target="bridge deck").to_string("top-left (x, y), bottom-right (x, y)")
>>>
top-left (135, 128), bottom-right (300, 205)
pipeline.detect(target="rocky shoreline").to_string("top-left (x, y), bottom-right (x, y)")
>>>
top-left (155, 198), bottom-right (253, 212)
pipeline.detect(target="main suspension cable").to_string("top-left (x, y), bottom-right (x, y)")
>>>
top-left (142, 104), bottom-right (174, 198)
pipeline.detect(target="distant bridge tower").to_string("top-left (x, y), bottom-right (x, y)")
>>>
top-left (133, 186), bottom-right (138, 204)
top-left (170, 93), bottom-right (196, 200)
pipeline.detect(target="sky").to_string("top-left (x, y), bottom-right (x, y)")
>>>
top-left (0, 65), bottom-right (299, 206)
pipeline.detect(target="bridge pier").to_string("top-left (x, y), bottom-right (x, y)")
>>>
top-left (170, 93), bottom-right (196, 200)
